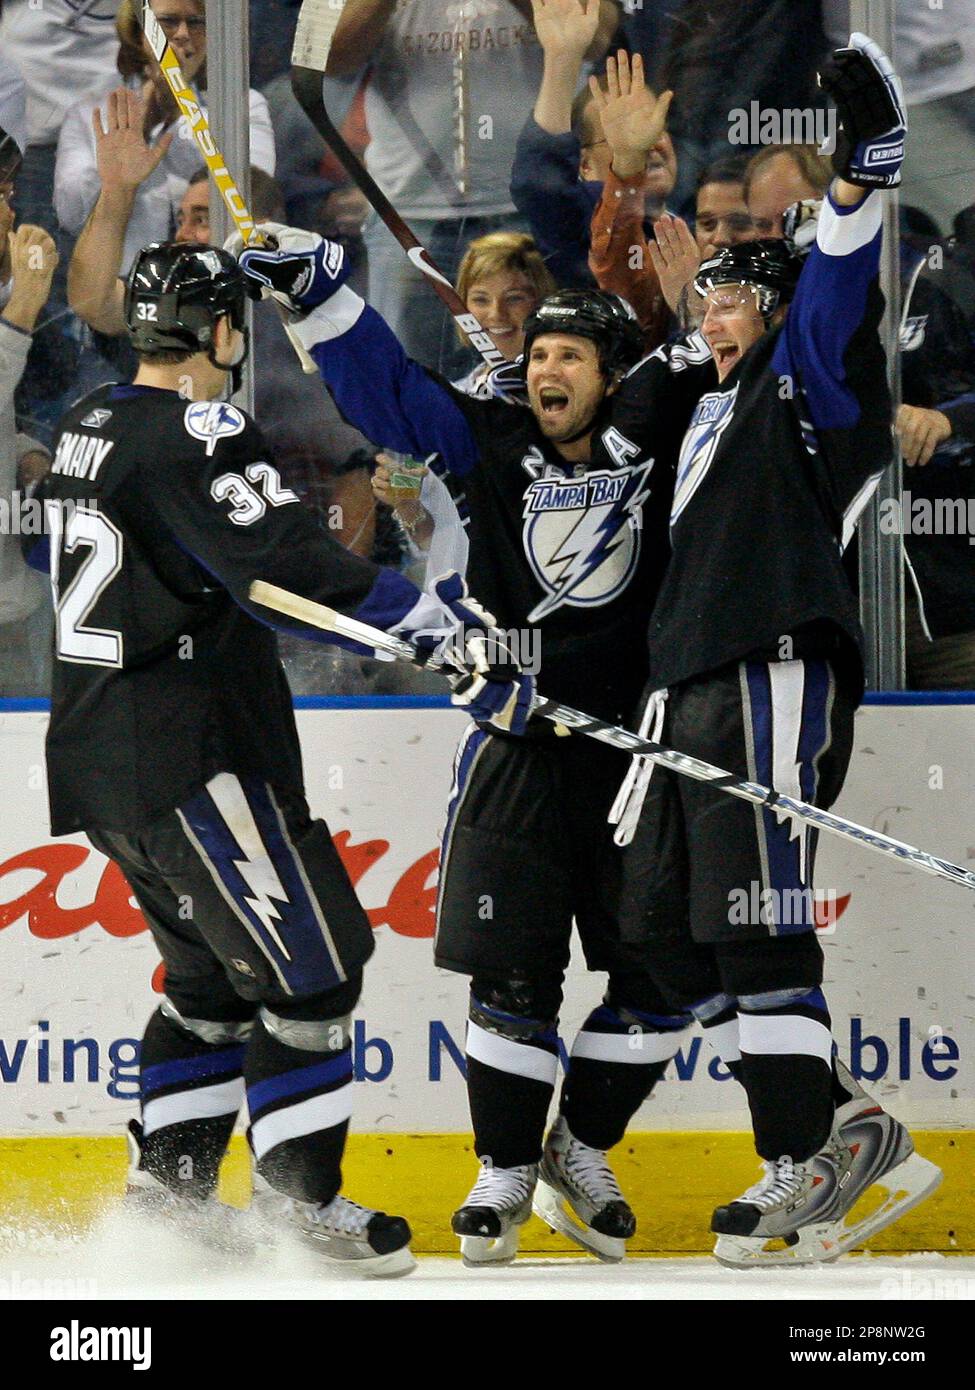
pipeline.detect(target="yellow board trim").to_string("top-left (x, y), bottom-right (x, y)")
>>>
top-left (0, 1132), bottom-right (969, 1254)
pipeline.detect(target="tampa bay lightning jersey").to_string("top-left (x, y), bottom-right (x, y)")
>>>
top-left (645, 192), bottom-right (895, 700)
top-left (32, 383), bottom-right (429, 833)
top-left (303, 298), bottom-right (715, 723)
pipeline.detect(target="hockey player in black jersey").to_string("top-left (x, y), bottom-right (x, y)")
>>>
top-left (611, 34), bottom-right (942, 1265)
top-left (229, 226), bottom-right (716, 1262)
top-left (30, 241), bottom-right (534, 1276)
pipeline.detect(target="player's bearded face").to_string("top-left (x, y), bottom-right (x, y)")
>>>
top-left (700, 285), bottom-right (766, 381)
top-left (527, 335), bottom-right (607, 442)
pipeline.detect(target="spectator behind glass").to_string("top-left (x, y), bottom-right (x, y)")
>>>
top-left (60, 89), bottom-right (366, 513)
top-left (512, 0), bottom-right (673, 290)
top-left (584, 51), bottom-right (696, 338)
top-left (54, 0), bottom-right (275, 274)
top-left (450, 231), bottom-right (557, 387)
top-left (1, 221), bottom-right (58, 696)
top-left (693, 154), bottom-right (754, 259)
top-left (895, 209), bottom-right (975, 691)
top-left (658, 0), bottom-right (829, 217)
top-left (325, 0), bottom-right (619, 372)
top-left (260, 67), bottom-right (365, 232)
top-left (370, 230), bottom-right (555, 579)
top-left (743, 143), bottom-right (831, 239)
top-left (0, 2), bottom-right (121, 443)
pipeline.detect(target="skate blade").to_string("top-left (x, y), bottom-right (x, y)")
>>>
top-left (832, 1151), bottom-right (944, 1256)
top-left (459, 1227), bottom-right (522, 1267)
top-left (713, 1227), bottom-right (839, 1269)
top-left (293, 1230), bottom-right (418, 1278)
top-left (532, 1180), bottom-right (626, 1264)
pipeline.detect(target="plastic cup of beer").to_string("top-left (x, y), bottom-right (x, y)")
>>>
top-left (387, 454), bottom-right (426, 505)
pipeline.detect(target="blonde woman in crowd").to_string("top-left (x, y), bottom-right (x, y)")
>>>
top-left (372, 232), bottom-right (557, 572)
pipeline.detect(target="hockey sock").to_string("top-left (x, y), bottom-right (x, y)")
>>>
top-left (246, 1017), bottom-right (353, 1205)
top-left (695, 994), bottom-right (743, 1084)
top-left (737, 987), bottom-right (834, 1162)
top-left (831, 1053), bottom-right (856, 1105)
top-left (466, 994), bottom-right (560, 1169)
top-left (139, 1005), bottom-right (247, 1199)
top-left (560, 1003), bottom-right (693, 1151)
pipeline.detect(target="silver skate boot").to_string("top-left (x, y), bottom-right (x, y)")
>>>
top-left (711, 1060), bottom-right (943, 1268)
top-left (451, 1159), bottom-right (538, 1266)
top-left (532, 1116), bottom-right (636, 1263)
top-left (251, 1173), bottom-right (416, 1277)
top-left (121, 1120), bottom-right (253, 1255)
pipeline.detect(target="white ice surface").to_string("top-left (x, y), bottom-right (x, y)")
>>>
top-left (1, 1212), bottom-right (972, 1300)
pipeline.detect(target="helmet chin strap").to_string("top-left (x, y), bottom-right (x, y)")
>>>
top-left (208, 324), bottom-right (250, 397)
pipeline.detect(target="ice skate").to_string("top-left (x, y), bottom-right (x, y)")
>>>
top-left (121, 1121), bottom-right (253, 1256)
top-left (452, 1159), bottom-right (538, 1266)
top-left (711, 1061), bottom-right (943, 1268)
top-left (532, 1116), bottom-right (635, 1263)
top-left (250, 1173), bottom-right (416, 1277)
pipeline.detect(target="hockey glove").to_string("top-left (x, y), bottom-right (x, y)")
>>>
top-left (227, 223), bottom-right (351, 311)
top-left (446, 632), bottom-right (536, 736)
top-left (414, 572), bottom-right (536, 736)
top-left (818, 32), bottom-right (907, 189)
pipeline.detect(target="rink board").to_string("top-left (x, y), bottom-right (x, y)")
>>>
top-left (0, 701), bottom-right (973, 1250)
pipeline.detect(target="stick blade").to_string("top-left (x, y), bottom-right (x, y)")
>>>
top-left (292, 0), bottom-right (347, 70)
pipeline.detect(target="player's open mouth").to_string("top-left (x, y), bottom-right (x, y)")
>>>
top-left (540, 388), bottom-right (570, 415)
top-left (712, 341), bottom-right (740, 370)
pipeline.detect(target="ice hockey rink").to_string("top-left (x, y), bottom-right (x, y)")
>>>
top-left (1, 704), bottom-right (973, 1305)
top-left (0, 1209), bottom-right (972, 1301)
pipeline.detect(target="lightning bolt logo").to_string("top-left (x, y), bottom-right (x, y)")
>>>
top-left (770, 766), bottom-right (810, 884)
top-left (234, 853), bottom-right (293, 960)
top-left (672, 385), bottom-right (738, 525)
top-left (524, 461), bottom-right (653, 621)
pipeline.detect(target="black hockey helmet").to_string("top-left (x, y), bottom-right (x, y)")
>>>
top-left (521, 289), bottom-right (646, 378)
top-left (124, 241), bottom-right (248, 357)
top-left (693, 238), bottom-right (804, 321)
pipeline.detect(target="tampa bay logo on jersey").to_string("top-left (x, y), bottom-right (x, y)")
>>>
top-left (671, 385), bottom-right (738, 526)
top-left (522, 458), bottom-right (654, 622)
top-left (184, 401), bottom-right (246, 457)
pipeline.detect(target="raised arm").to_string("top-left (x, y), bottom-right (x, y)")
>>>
top-left (511, 0), bottom-right (609, 285)
top-left (531, 0), bottom-right (603, 134)
top-left (231, 225), bottom-right (484, 478)
top-left (586, 51), bottom-right (673, 342)
top-left (68, 88), bottom-right (174, 337)
top-left (775, 33), bottom-right (907, 429)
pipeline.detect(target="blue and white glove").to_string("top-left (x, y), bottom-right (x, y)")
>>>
top-left (818, 32), bottom-right (906, 189)
top-left (225, 223), bottom-right (351, 311)
top-left (419, 572), bottom-right (536, 736)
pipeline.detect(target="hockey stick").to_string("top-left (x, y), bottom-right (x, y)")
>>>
top-left (291, 0), bottom-right (505, 367)
top-left (249, 578), bottom-right (975, 894)
top-left (140, 3), bottom-right (317, 373)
